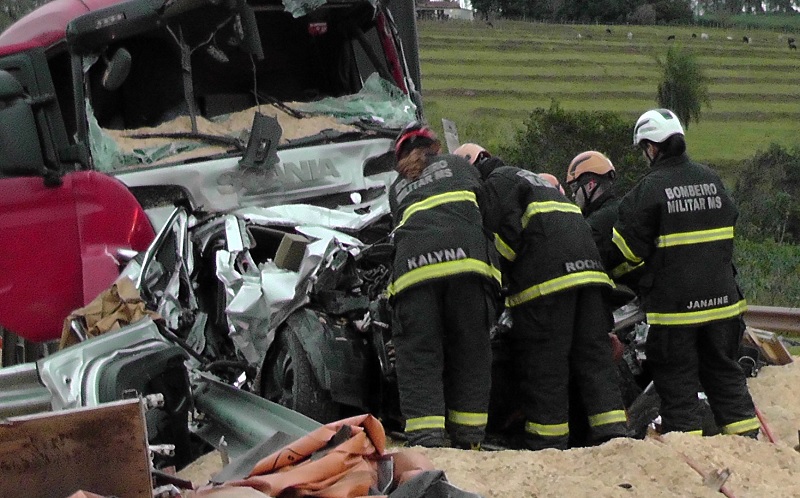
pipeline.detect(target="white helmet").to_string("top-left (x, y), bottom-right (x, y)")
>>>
top-left (633, 109), bottom-right (685, 146)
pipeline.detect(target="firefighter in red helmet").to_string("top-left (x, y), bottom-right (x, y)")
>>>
top-left (388, 123), bottom-right (500, 449)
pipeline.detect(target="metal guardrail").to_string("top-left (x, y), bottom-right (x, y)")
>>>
top-left (744, 306), bottom-right (800, 336)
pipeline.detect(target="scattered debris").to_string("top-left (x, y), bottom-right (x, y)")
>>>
top-left (0, 399), bottom-right (152, 498)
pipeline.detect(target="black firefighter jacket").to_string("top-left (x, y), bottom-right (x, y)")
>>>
top-left (387, 153), bottom-right (500, 298)
top-left (480, 162), bottom-right (613, 308)
top-left (611, 153), bottom-right (747, 326)
top-left (584, 189), bottom-right (645, 288)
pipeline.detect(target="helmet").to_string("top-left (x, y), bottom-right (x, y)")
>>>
top-left (537, 173), bottom-right (565, 195)
top-left (633, 108), bottom-right (685, 146)
top-left (566, 151), bottom-right (615, 184)
top-left (453, 143), bottom-right (490, 165)
top-left (395, 121), bottom-right (437, 159)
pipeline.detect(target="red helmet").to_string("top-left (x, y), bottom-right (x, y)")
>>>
top-left (395, 121), bottom-right (437, 159)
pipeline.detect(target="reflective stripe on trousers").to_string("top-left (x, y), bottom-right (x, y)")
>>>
top-left (588, 409), bottom-right (627, 428)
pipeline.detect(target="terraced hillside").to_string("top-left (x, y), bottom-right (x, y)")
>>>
top-left (418, 20), bottom-right (800, 164)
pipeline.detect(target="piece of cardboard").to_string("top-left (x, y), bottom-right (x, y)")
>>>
top-left (744, 328), bottom-right (794, 366)
top-left (0, 398), bottom-right (153, 498)
top-left (274, 233), bottom-right (309, 272)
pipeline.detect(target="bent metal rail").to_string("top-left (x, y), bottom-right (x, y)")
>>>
top-left (744, 306), bottom-right (800, 336)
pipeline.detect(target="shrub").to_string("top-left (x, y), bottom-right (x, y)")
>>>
top-left (733, 144), bottom-right (800, 243)
top-left (734, 238), bottom-right (800, 307)
top-left (656, 46), bottom-right (710, 130)
top-left (496, 101), bottom-right (649, 196)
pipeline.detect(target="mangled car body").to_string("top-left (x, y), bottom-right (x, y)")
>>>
top-left (0, 0), bottom-right (422, 359)
top-left (1, 198), bottom-right (398, 469)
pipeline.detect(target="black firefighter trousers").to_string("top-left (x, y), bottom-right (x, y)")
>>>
top-left (392, 274), bottom-right (496, 448)
top-left (645, 317), bottom-right (760, 435)
top-left (509, 286), bottom-right (628, 450)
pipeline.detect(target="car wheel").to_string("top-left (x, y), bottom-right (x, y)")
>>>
top-left (1, 326), bottom-right (46, 367)
top-left (267, 329), bottom-right (342, 423)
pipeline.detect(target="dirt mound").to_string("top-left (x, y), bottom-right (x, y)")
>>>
top-left (180, 360), bottom-right (800, 497)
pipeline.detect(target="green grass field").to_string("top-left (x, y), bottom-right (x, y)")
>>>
top-left (418, 20), bottom-right (800, 165)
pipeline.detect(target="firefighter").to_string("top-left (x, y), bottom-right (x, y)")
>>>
top-left (612, 108), bottom-right (759, 437)
top-left (454, 143), bottom-right (629, 450)
top-left (565, 150), bottom-right (643, 290)
top-left (387, 124), bottom-right (500, 449)
top-left (538, 173), bottom-right (566, 195)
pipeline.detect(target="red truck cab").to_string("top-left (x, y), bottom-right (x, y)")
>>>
top-left (0, 0), bottom-right (423, 365)
top-left (0, 6), bottom-right (156, 363)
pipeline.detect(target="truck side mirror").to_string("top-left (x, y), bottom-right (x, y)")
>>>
top-left (101, 47), bottom-right (132, 91)
top-left (0, 70), bottom-right (45, 177)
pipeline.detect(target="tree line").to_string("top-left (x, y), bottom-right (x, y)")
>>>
top-left (470, 0), bottom-right (800, 24)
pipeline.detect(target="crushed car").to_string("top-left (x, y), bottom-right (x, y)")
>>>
top-left (0, 0), bottom-right (423, 362)
top-left (0, 198), bottom-right (400, 470)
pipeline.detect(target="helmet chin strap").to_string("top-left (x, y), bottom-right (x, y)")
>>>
top-left (644, 144), bottom-right (660, 166)
top-left (577, 180), bottom-right (597, 211)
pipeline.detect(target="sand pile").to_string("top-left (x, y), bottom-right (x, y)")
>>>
top-left (179, 360), bottom-right (800, 497)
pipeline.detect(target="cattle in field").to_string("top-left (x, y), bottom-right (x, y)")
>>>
top-left (692, 33), bottom-right (697, 38)
top-left (627, 32), bottom-right (633, 40)
top-left (790, 41), bottom-right (798, 50)
top-left (743, 36), bottom-right (751, 43)
top-left (667, 34), bottom-right (675, 40)
top-left (701, 33), bottom-right (709, 40)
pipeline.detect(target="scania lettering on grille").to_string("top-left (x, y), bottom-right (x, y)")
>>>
top-left (217, 158), bottom-right (341, 194)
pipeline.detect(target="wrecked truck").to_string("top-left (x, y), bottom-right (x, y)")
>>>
top-left (0, 0), bottom-right (423, 363)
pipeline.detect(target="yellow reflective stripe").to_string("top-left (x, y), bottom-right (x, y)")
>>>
top-left (611, 260), bottom-right (644, 279)
top-left (612, 227), bottom-right (642, 264)
top-left (448, 410), bottom-right (488, 427)
top-left (525, 421), bottom-right (569, 437)
top-left (647, 299), bottom-right (747, 326)
top-left (521, 200), bottom-right (582, 229)
top-left (505, 271), bottom-right (613, 307)
top-left (722, 417), bottom-right (760, 435)
top-left (656, 226), bottom-right (734, 248)
top-left (588, 410), bottom-right (627, 428)
top-left (405, 416), bottom-right (446, 432)
top-left (494, 233), bottom-right (516, 261)
top-left (396, 191), bottom-right (478, 229)
top-left (686, 430), bottom-right (704, 436)
top-left (387, 259), bottom-right (502, 296)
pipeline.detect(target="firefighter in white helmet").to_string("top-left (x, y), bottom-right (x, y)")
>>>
top-left (455, 143), bottom-right (629, 451)
top-left (612, 108), bottom-right (759, 437)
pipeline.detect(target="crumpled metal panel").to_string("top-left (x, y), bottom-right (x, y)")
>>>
top-left (214, 210), bottom-right (367, 367)
top-left (235, 198), bottom-right (390, 233)
top-left (216, 247), bottom-right (271, 366)
top-left (37, 317), bottom-right (170, 410)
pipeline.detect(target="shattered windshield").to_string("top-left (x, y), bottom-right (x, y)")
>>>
top-left (85, 0), bottom-right (416, 172)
